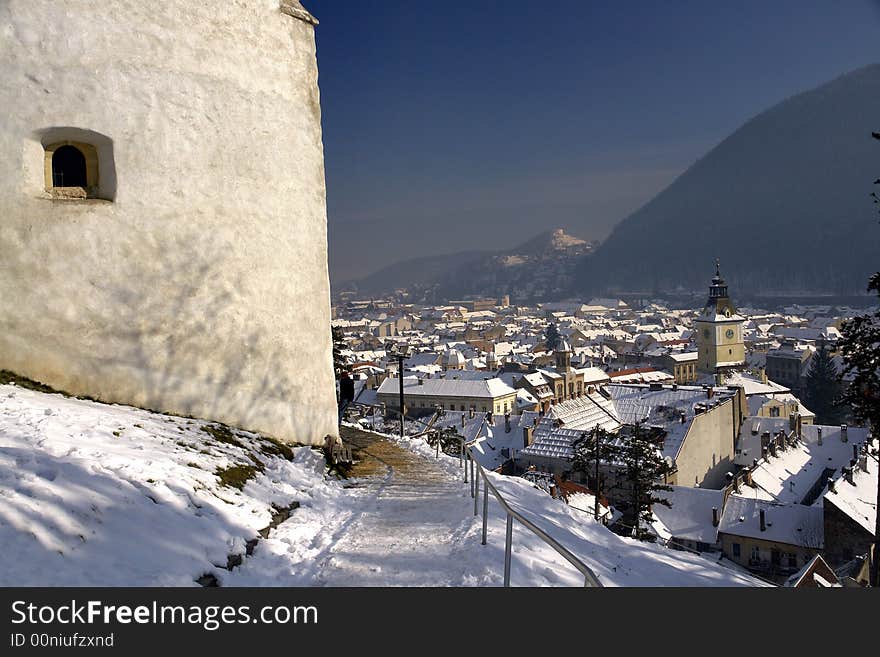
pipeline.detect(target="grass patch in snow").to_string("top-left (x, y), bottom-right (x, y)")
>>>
top-left (215, 464), bottom-right (261, 490)
top-left (258, 437), bottom-right (295, 461)
top-left (201, 423), bottom-right (246, 449)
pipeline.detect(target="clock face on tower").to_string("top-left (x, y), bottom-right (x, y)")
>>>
top-left (725, 328), bottom-right (735, 339)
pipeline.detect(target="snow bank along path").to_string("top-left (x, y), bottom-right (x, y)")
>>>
top-left (0, 383), bottom-right (338, 586)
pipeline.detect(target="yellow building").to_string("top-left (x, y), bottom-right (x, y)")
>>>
top-left (695, 262), bottom-right (745, 373)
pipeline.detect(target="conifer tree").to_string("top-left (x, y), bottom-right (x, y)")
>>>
top-left (331, 326), bottom-right (350, 377)
top-left (613, 422), bottom-right (673, 540)
top-left (802, 339), bottom-right (844, 424)
top-left (837, 129), bottom-right (880, 586)
top-left (544, 322), bottom-right (561, 351)
top-left (572, 426), bottom-right (616, 521)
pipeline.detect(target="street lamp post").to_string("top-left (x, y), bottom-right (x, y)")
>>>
top-left (386, 341), bottom-right (412, 439)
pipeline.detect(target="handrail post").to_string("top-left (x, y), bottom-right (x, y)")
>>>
top-left (481, 478), bottom-right (489, 545)
top-left (470, 456), bottom-right (475, 498)
top-left (474, 467), bottom-right (479, 515)
top-left (464, 451), bottom-right (468, 484)
top-left (503, 514), bottom-right (513, 587)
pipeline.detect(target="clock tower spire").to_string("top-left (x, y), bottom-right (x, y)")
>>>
top-left (695, 260), bottom-right (745, 373)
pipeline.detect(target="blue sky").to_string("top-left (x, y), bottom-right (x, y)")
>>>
top-left (312, 1), bottom-right (880, 282)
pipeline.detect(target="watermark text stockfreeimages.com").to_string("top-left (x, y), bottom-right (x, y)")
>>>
top-left (10, 599), bottom-right (318, 632)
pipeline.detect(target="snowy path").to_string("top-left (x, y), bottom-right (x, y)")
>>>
top-left (311, 429), bottom-right (476, 586)
top-left (227, 427), bottom-right (486, 587)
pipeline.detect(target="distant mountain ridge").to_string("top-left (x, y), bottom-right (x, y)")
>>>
top-left (339, 229), bottom-right (594, 301)
top-left (575, 64), bottom-right (880, 296)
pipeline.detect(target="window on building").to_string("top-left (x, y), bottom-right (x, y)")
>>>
top-left (786, 553), bottom-right (797, 568)
top-left (770, 406), bottom-right (780, 417)
top-left (732, 543), bottom-right (741, 558)
top-left (751, 545), bottom-right (760, 562)
top-left (43, 140), bottom-right (102, 199)
top-left (52, 145), bottom-right (87, 188)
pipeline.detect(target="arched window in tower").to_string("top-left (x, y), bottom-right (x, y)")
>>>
top-left (42, 139), bottom-right (102, 200)
top-left (52, 145), bottom-right (87, 189)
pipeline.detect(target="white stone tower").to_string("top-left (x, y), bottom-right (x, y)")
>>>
top-left (0, 1), bottom-right (339, 445)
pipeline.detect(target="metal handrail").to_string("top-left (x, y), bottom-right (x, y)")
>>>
top-left (463, 442), bottom-right (603, 587)
top-left (344, 400), bottom-right (603, 587)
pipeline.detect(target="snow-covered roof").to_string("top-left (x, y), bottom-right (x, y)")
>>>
top-left (652, 486), bottom-right (725, 544)
top-left (515, 389), bottom-right (539, 409)
top-left (607, 384), bottom-right (736, 460)
top-left (824, 449), bottom-right (877, 536)
top-left (376, 376), bottom-right (517, 400)
top-left (546, 393), bottom-right (621, 433)
top-left (739, 426), bottom-right (867, 505)
top-left (718, 496), bottom-right (824, 548)
top-left (576, 366), bottom-right (612, 385)
top-left (520, 420), bottom-right (585, 460)
top-left (522, 372), bottom-right (550, 388)
top-left (722, 371), bottom-right (789, 396)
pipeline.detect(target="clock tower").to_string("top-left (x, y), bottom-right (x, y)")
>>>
top-left (695, 261), bottom-right (745, 373)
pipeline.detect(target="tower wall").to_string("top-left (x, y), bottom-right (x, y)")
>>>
top-left (0, 1), bottom-right (338, 445)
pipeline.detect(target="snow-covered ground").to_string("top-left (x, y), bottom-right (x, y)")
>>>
top-left (0, 383), bottom-right (345, 586)
top-left (0, 385), bottom-right (765, 587)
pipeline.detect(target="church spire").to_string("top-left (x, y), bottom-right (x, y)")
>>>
top-left (708, 259), bottom-right (728, 300)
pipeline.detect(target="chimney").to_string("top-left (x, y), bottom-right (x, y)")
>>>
top-left (827, 477), bottom-right (836, 493)
top-left (844, 466), bottom-right (854, 485)
top-left (745, 470), bottom-right (753, 487)
top-left (522, 426), bottom-right (533, 448)
top-left (769, 441), bottom-right (777, 458)
top-left (817, 426), bottom-right (822, 445)
top-left (789, 413), bottom-right (797, 431)
top-left (712, 507), bottom-right (719, 527)
top-left (469, 407), bottom-right (475, 419)
top-left (841, 424), bottom-right (848, 442)
top-left (760, 368), bottom-right (768, 385)
top-left (853, 443), bottom-right (859, 463)
top-left (796, 414), bottom-right (802, 439)
top-left (504, 412), bottom-right (511, 433)
top-left (461, 413), bottom-right (466, 428)
top-left (759, 508), bottom-right (766, 532)
top-left (707, 387), bottom-right (714, 400)
top-left (418, 378), bottom-right (424, 385)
